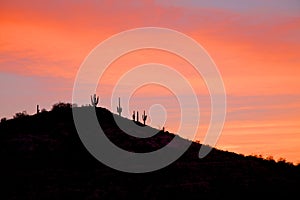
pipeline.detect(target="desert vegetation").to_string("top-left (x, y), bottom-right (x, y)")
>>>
top-left (0, 100), bottom-right (299, 199)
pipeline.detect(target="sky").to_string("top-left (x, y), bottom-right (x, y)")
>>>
top-left (1, 0), bottom-right (300, 164)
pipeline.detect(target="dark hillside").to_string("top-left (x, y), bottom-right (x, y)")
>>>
top-left (0, 106), bottom-right (299, 199)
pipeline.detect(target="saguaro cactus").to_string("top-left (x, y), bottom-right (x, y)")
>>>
top-left (37, 105), bottom-right (40, 114)
top-left (137, 111), bottom-right (139, 122)
top-left (117, 97), bottom-right (122, 116)
top-left (142, 110), bottom-right (147, 125)
top-left (132, 111), bottom-right (135, 121)
top-left (91, 94), bottom-right (99, 107)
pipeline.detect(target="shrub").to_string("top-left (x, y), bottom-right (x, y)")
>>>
top-left (51, 102), bottom-right (72, 111)
top-left (13, 111), bottom-right (28, 119)
top-left (72, 103), bottom-right (78, 108)
top-left (277, 157), bottom-right (286, 163)
top-left (0, 117), bottom-right (7, 123)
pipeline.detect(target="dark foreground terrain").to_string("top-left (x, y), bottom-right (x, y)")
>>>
top-left (0, 105), bottom-right (299, 199)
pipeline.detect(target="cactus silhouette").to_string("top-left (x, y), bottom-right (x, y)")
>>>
top-left (117, 97), bottom-right (122, 116)
top-left (132, 111), bottom-right (135, 121)
top-left (91, 94), bottom-right (99, 107)
top-left (137, 111), bottom-right (139, 122)
top-left (37, 105), bottom-right (40, 114)
top-left (142, 110), bottom-right (147, 125)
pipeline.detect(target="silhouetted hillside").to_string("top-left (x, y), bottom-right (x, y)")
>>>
top-left (0, 105), bottom-right (299, 199)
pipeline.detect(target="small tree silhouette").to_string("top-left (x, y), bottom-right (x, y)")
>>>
top-left (0, 117), bottom-right (7, 123)
top-left (51, 102), bottom-right (72, 111)
top-left (41, 108), bottom-right (47, 113)
top-left (13, 111), bottom-right (28, 119)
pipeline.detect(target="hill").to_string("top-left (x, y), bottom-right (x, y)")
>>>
top-left (0, 104), bottom-right (299, 199)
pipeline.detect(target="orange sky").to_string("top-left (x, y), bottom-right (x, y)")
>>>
top-left (1, 0), bottom-right (300, 164)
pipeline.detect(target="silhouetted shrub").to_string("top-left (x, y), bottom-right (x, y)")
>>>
top-left (277, 157), bottom-right (287, 163)
top-left (51, 102), bottom-right (72, 111)
top-left (266, 155), bottom-right (274, 161)
top-left (13, 111), bottom-right (28, 119)
top-left (72, 103), bottom-right (78, 108)
top-left (0, 117), bottom-right (7, 123)
top-left (265, 155), bottom-right (276, 164)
